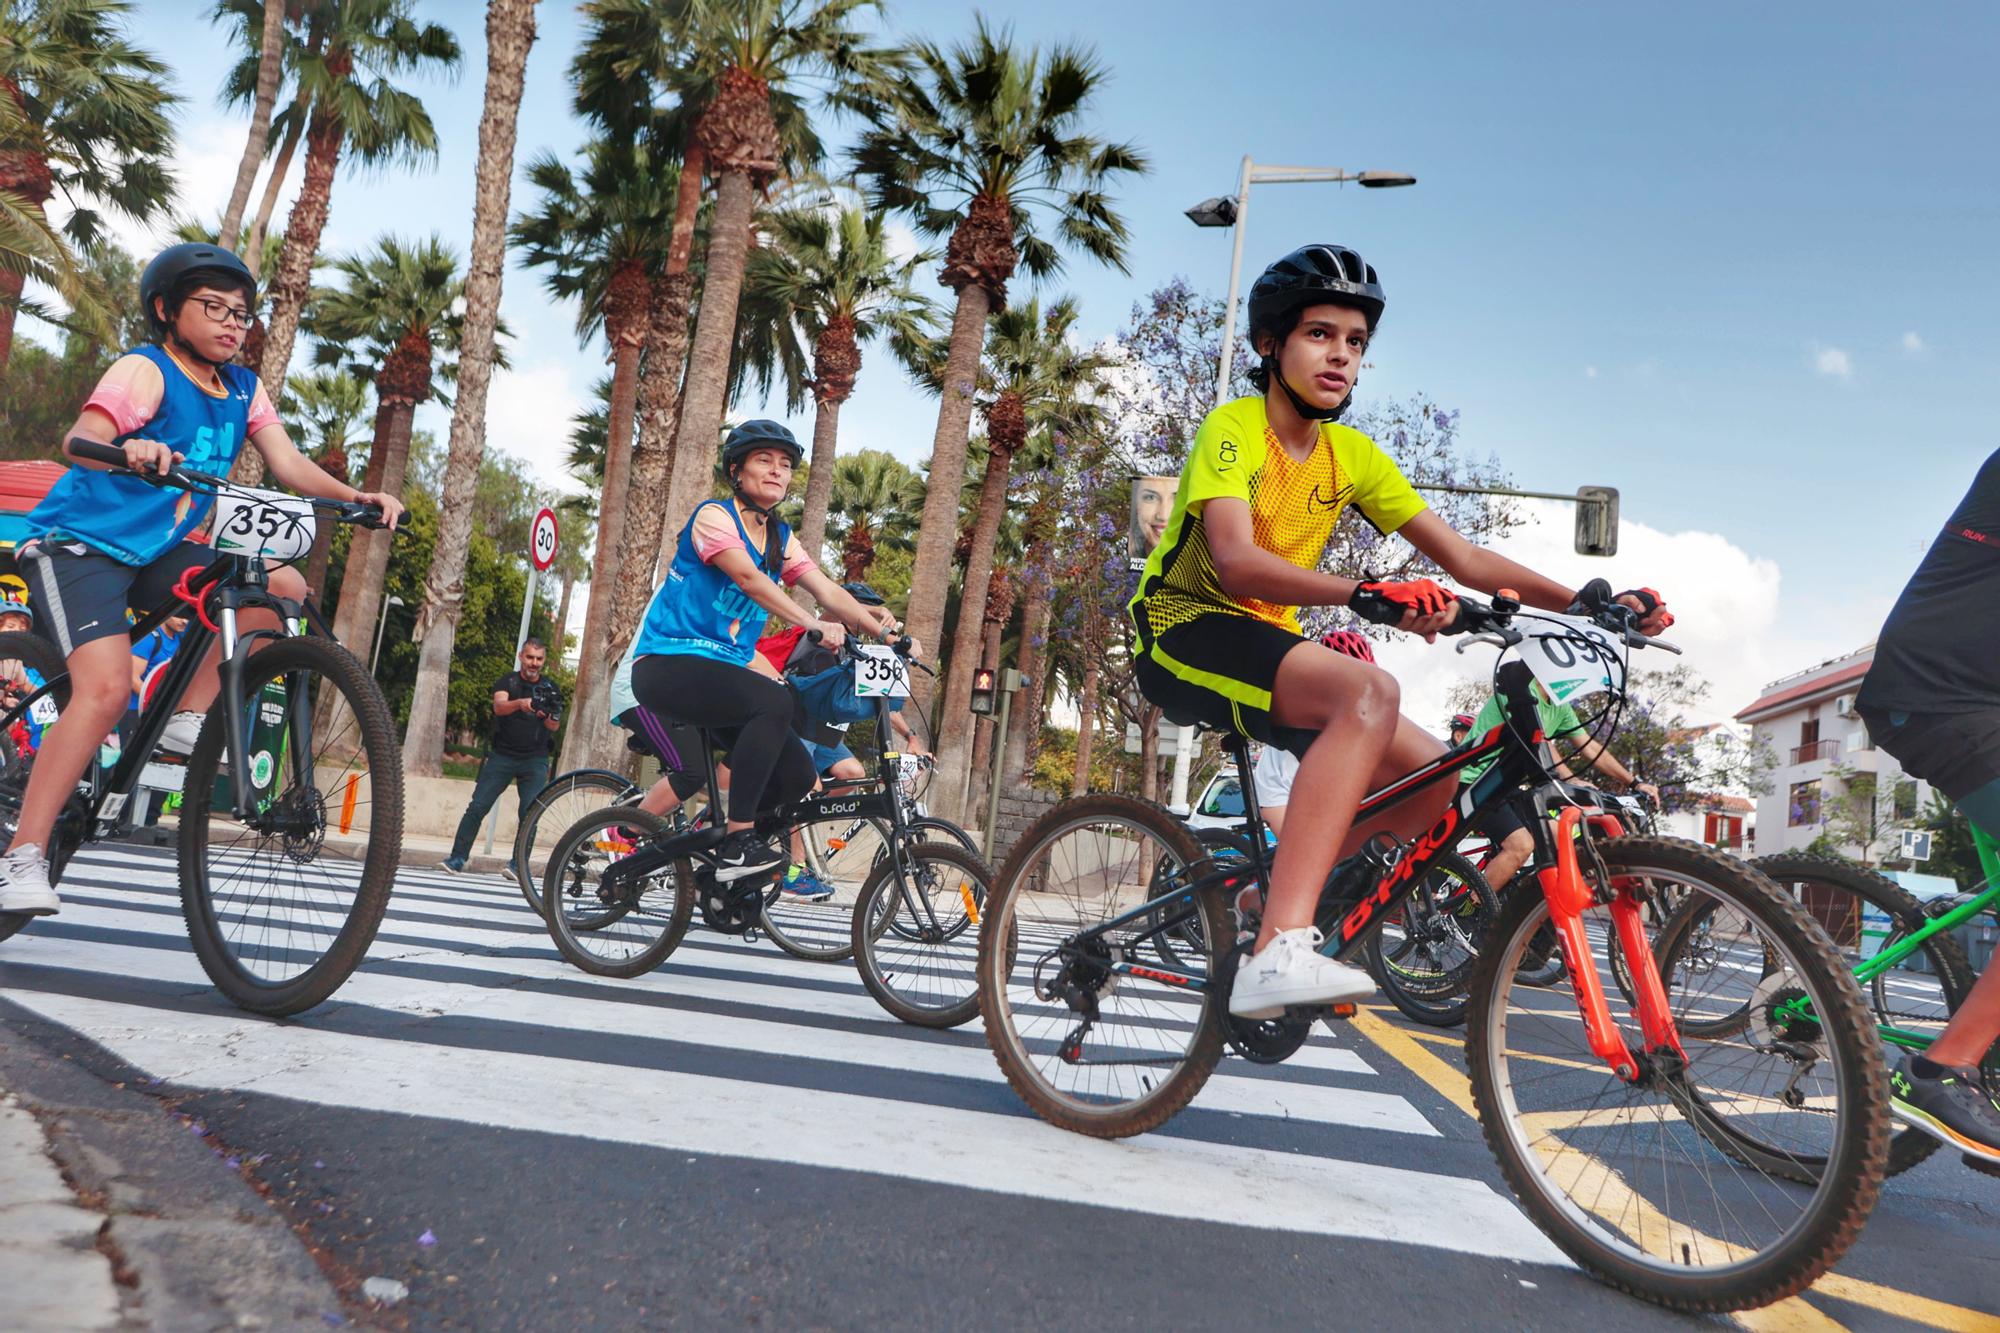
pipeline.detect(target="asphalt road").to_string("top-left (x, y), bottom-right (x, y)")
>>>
top-left (1, 845), bottom-right (1995, 1331)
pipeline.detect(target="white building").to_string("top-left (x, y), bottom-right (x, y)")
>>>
top-left (1735, 646), bottom-right (1932, 861)
top-left (1653, 722), bottom-right (1757, 852)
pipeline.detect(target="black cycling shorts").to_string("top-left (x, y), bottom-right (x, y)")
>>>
top-left (1470, 800), bottom-right (1529, 844)
top-left (19, 539), bottom-right (212, 656)
top-left (1856, 704), bottom-right (2000, 803)
top-left (615, 704), bottom-right (707, 802)
top-left (1131, 607), bottom-right (1317, 757)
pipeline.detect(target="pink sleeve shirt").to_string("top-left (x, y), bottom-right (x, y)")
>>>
top-left (84, 352), bottom-right (278, 438)
top-left (688, 504), bottom-right (814, 587)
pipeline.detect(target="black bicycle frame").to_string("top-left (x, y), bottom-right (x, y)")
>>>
top-left (6, 553), bottom-right (315, 836)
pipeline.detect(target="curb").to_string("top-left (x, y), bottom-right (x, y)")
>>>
top-left (0, 999), bottom-right (352, 1331)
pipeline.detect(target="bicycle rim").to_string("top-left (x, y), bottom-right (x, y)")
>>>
top-left (178, 637), bottom-right (402, 1016)
top-left (512, 770), bottom-right (641, 914)
top-left (762, 816), bottom-right (879, 961)
top-left (977, 795), bottom-right (1227, 1138)
top-left (543, 808), bottom-right (692, 977)
top-left (1369, 852), bottom-right (1493, 1026)
top-left (1467, 836), bottom-right (1887, 1311)
top-left (853, 841), bottom-right (997, 1028)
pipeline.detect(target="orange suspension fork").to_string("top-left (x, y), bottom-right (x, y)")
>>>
top-left (1538, 806), bottom-right (1643, 1081)
top-left (1588, 815), bottom-right (1688, 1061)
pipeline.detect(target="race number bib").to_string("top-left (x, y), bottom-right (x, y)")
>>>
top-left (28, 694), bottom-right (59, 726)
top-left (1516, 614), bottom-right (1624, 706)
top-left (212, 488), bottom-right (315, 563)
top-left (852, 644), bottom-right (910, 699)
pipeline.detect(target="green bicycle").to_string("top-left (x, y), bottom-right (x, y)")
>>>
top-left (1654, 828), bottom-right (1998, 1178)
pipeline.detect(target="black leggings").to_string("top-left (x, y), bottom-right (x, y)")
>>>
top-left (631, 653), bottom-right (815, 824)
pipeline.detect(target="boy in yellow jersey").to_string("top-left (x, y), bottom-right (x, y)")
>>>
top-left (1131, 244), bottom-right (1673, 1018)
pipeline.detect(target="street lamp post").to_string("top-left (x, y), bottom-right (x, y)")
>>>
top-left (1166, 156), bottom-right (1417, 813)
top-left (371, 594), bottom-right (405, 675)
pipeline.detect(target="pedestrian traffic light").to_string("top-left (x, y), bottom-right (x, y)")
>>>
top-left (970, 666), bottom-right (997, 716)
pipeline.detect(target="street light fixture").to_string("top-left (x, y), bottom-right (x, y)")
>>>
top-left (1183, 196), bottom-right (1238, 228)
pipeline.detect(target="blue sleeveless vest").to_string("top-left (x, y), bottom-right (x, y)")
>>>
top-left (29, 344), bottom-right (253, 565)
top-left (634, 499), bottom-right (790, 666)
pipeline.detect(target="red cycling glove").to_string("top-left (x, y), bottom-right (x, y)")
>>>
top-left (1617, 586), bottom-right (1675, 630)
top-left (1351, 578), bottom-right (1456, 626)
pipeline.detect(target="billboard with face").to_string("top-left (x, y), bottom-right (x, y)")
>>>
top-left (1130, 475), bottom-right (1175, 568)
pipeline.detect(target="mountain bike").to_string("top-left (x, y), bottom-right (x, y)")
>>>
top-left (539, 636), bottom-right (996, 1028)
top-left (0, 443), bottom-right (401, 1016)
top-left (976, 592), bottom-right (1889, 1313)
top-left (1652, 846), bottom-right (1999, 1179)
top-left (511, 724), bottom-right (975, 922)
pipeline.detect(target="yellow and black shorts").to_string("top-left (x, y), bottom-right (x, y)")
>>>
top-left (1132, 602), bottom-right (1317, 759)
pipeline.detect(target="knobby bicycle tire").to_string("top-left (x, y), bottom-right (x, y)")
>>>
top-left (178, 636), bottom-right (403, 1017)
top-left (1659, 850), bottom-right (1979, 1179)
top-left (1465, 836), bottom-right (1888, 1313)
top-left (853, 840), bottom-right (998, 1029)
top-left (0, 630), bottom-right (73, 944)
top-left (1366, 850), bottom-right (1497, 1028)
top-left (512, 768), bottom-right (640, 915)
top-left (978, 793), bottom-right (1229, 1139)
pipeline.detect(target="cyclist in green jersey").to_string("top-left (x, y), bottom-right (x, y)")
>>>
top-left (1130, 244), bottom-right (1672, 1018)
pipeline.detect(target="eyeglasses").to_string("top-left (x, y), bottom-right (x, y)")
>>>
top-left (192, 297), bottom-right (255, 330)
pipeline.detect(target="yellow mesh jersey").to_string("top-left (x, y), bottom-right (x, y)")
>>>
top-left (1132, 396), bottom-right (1428, 638)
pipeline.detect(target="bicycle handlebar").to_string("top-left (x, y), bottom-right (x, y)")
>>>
top-left (804, 626), bottom-right (937, 677)
top-left (65, 437), bottom-right (392, 531)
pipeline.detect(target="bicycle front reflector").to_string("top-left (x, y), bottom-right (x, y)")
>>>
top-left (958, 881), bottom-right (979, 925)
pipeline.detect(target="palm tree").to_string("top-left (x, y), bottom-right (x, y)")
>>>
top-left (823, 448), bottom-right (921, 582)
top-left (513, 132), bottom-right (676, 769)
top-left (853, 17), bottom-right (1145, 722)
top-left (248, 0), bottom-right (459, 448)
top-left (400, 0), bottom-right (538, 777)
top-left (212, 0), bottom-right (292, 244)
top-left (0, 0), bottom-right (177, 372)
top-left (656, 0), bottom-right (901, 535)
top-left (304, 234), bottom-right (467, 669)
top-left (924, 295), bottom-right (1109, 812)
top-left (282, 365), bottom-right (367, 593)
top-left (746, 200), bottom-right (934, 567)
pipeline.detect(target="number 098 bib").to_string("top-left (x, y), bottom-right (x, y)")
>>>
top-left (211, 488), bottom-right (316, 563)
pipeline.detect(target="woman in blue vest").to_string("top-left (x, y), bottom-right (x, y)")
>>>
top-left (0, 244), bottom-right (403, 917)
top-left (631, 420), bottom-right (903, 882)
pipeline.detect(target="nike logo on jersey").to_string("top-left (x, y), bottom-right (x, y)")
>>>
top-left (1308, 482), bottom-right (1352, 512)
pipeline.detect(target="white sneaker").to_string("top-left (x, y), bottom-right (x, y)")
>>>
top-left (1229, 927), bottom-right (1374, 1019)
top-left (0, 843), bottom-right (58, 915)
top-left (158, 711), bottom-right (205, 755)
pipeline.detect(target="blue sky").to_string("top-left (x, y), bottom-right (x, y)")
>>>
top-left (43, 2), bottom-right (2000, 720)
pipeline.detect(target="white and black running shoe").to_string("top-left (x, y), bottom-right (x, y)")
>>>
top-left (712, 831), bottom-right (785, 883)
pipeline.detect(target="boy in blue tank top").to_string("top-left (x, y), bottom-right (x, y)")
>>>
top-left (0, 243), bottom-right (404, 916)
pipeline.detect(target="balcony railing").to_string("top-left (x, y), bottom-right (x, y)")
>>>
top-left (1791, 738), bottom-right (1840, 765)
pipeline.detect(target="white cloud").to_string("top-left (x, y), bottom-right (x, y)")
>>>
top-left (1901, 330), bottom-right (1926, 356)
top-left (474, 360), bottom-right (587, 495)
top-left (1813, 345), bottom-right (1853, 380)
top-left (1584, 365), bottom-right (1598, 379)
top-left (1374, 501), bottom-right (1800, 737)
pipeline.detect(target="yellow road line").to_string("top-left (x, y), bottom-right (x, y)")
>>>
top-left (1348, 1010), bottom-right (1995, 1331)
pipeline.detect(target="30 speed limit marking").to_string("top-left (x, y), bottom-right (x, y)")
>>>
top-left (530, 507), bottom-right (559, 571)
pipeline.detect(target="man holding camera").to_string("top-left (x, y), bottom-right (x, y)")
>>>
top-left (440, 638), bottom-right (563, 874)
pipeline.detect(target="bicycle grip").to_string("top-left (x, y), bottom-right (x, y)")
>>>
top-left (65, 437), bottom-right (133, 468)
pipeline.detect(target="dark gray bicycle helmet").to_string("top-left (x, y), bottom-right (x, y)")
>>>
top-left (140, 242), bottom-right (257, 340)
top-left (841, 581), bottom-right (885, 606)
top-left (721, 419), bottom-right (804, 474)
top-left (1246, 244), bottom-right (1385, 422)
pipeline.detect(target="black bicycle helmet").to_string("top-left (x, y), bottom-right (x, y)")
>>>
top-left (1246, 244), bottom-right (1385, 422)
top-left (140, 242), bottom-right (257, 339)
top-left (842, 581), bottom-right (884, 606)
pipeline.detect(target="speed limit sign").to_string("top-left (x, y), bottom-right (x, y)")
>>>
top-left (530, 507), bottom-right (559, 571)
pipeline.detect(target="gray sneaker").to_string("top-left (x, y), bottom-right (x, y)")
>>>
top-left (0, 843), bottom-right (58, 915)
top-left (438, 857), bottom-right (466, 875)
top-left (158, 710), bottom-right (205, 755)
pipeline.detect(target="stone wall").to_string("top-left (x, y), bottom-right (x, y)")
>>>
top-left (989, 787), bottom-right (1064, 867)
